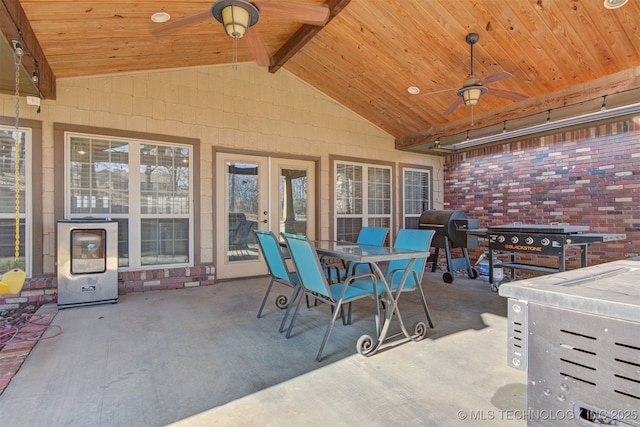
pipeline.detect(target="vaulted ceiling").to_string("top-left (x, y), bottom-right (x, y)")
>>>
top-left (1, 0), bottom-right (639, 154)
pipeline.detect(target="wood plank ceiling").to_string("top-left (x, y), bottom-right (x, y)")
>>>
top-left (1, 0), bottom-right (639, 154)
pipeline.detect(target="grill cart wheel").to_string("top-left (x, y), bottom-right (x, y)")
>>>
top-left (444, 267), bottom-right (479, 283)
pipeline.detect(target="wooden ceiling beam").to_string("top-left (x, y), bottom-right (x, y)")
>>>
top-left (269, 0), bottom-right (350, 74)
top-left (0, 0), bottom-right (56, 99)
top-left (396, 67), bottom-right (640, 150)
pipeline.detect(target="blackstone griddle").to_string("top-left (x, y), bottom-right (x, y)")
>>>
top-left (468, 223), bottom-right (627, 290)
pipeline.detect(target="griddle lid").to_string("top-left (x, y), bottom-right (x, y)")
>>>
top-left (488, 224), bottom-right (589, 234)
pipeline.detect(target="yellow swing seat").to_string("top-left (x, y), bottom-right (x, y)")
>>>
top-left (0, 268), bottom-right (26, 294)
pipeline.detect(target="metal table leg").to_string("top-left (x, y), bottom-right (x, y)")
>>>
top-left (356, 259), bottom-right (428, 356)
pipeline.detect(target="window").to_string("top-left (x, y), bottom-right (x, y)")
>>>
top-left (66, 133), bottom-right (192, 269)
top-left (0, 125), bottom-right (31, 275)
top-left (402, 166), bottom-right (431, 229)
top-left (334, 160), bottom-right (391, 241)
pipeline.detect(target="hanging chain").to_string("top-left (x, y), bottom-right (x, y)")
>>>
top-left (232, 38), bottom-right (238, 71)
top-left (13, 44), bottom-right (22, 268)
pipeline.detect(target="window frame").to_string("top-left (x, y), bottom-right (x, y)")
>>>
top-left (331, 157), bottom-right (394, 242)
top-left (400, 164), bottom-right (433, 229)
top-left (56, 125), bottom-right (200, 271)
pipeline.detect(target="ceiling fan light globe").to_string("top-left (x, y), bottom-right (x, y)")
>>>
top-left (224, 6), bottom-right (250, 38)
top-left (212, 0), bottom-right (260, 39)
top-left (458, 86), bottom-right (487, 106)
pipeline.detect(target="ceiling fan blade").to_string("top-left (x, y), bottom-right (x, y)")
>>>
top-left (150, 10), bottom-right (212, 36)
top-left (419, 87), bottom-right (457, 97)
top-left (480, 71), bottom-right (512, 85)
top-left (443, 96), bottom-right (463, 115)
top-left (487, 87), bottom-right (529, 102)
top-left (253, 1), bottom-right (330, 25)
top-left (244, 28), bottom-right (271, 67)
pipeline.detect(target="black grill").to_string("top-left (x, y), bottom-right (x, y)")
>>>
top-left (419, 210), bottom-right (479, 283)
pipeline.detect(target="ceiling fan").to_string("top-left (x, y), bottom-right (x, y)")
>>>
top-left (443, 33), bottom-right (529, 115)
top-left (151, 0), bottom-right (330, 67)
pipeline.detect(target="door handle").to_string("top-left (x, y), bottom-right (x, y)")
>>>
top-left (262, 219), bottom-right (268, 223)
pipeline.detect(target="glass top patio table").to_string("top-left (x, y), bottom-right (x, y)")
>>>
top-left (311, 240), bottom-right (431, 356)
top-left (311, 240), bottom-right (429, 263)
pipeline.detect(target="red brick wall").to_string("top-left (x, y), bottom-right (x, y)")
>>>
top-left (0, 266), bottom-right (215, 308)
top-left (443, 117), bottom-right (639, 273)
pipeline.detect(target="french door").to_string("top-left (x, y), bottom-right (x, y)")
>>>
top-left (215, 153), bottom-right (315, 279)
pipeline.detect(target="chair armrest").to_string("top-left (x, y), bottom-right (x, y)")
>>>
top-left (387, 268), bottom-right (405, 282)
top-left (344, 272), bottom-right (377, 284)
top-left (387, 268), bottom-right (421, 289)
top-left (341, 273), bottom-right (378, 298)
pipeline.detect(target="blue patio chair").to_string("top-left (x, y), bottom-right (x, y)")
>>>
top-left (356, 226), bottom-right (390, 245)
top-left (282, 232), bottom-right (380, 361)
top-left (254, 229), bottom-right (301, 333)
top-left (325, 227), bottom-right (389, 282)
top-left (354, 228), bottom-right (436, 328)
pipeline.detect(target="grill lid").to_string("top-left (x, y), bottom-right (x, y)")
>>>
top-left (419, 210), bottom-right (468, 236)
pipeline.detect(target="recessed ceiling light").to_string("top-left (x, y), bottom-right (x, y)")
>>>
top-left (151, 12), bottom-right (171, 23)
top-left (408, 86), bottom-right (420, 95)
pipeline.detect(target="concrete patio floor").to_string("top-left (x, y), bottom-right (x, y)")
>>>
top-left (0, 271), bottom-right (527, 426)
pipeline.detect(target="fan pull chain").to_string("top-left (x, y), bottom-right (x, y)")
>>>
top-left (232, 38), bottom-right (238, 71)
top-left (13, 43), bottom-right (22, 268)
